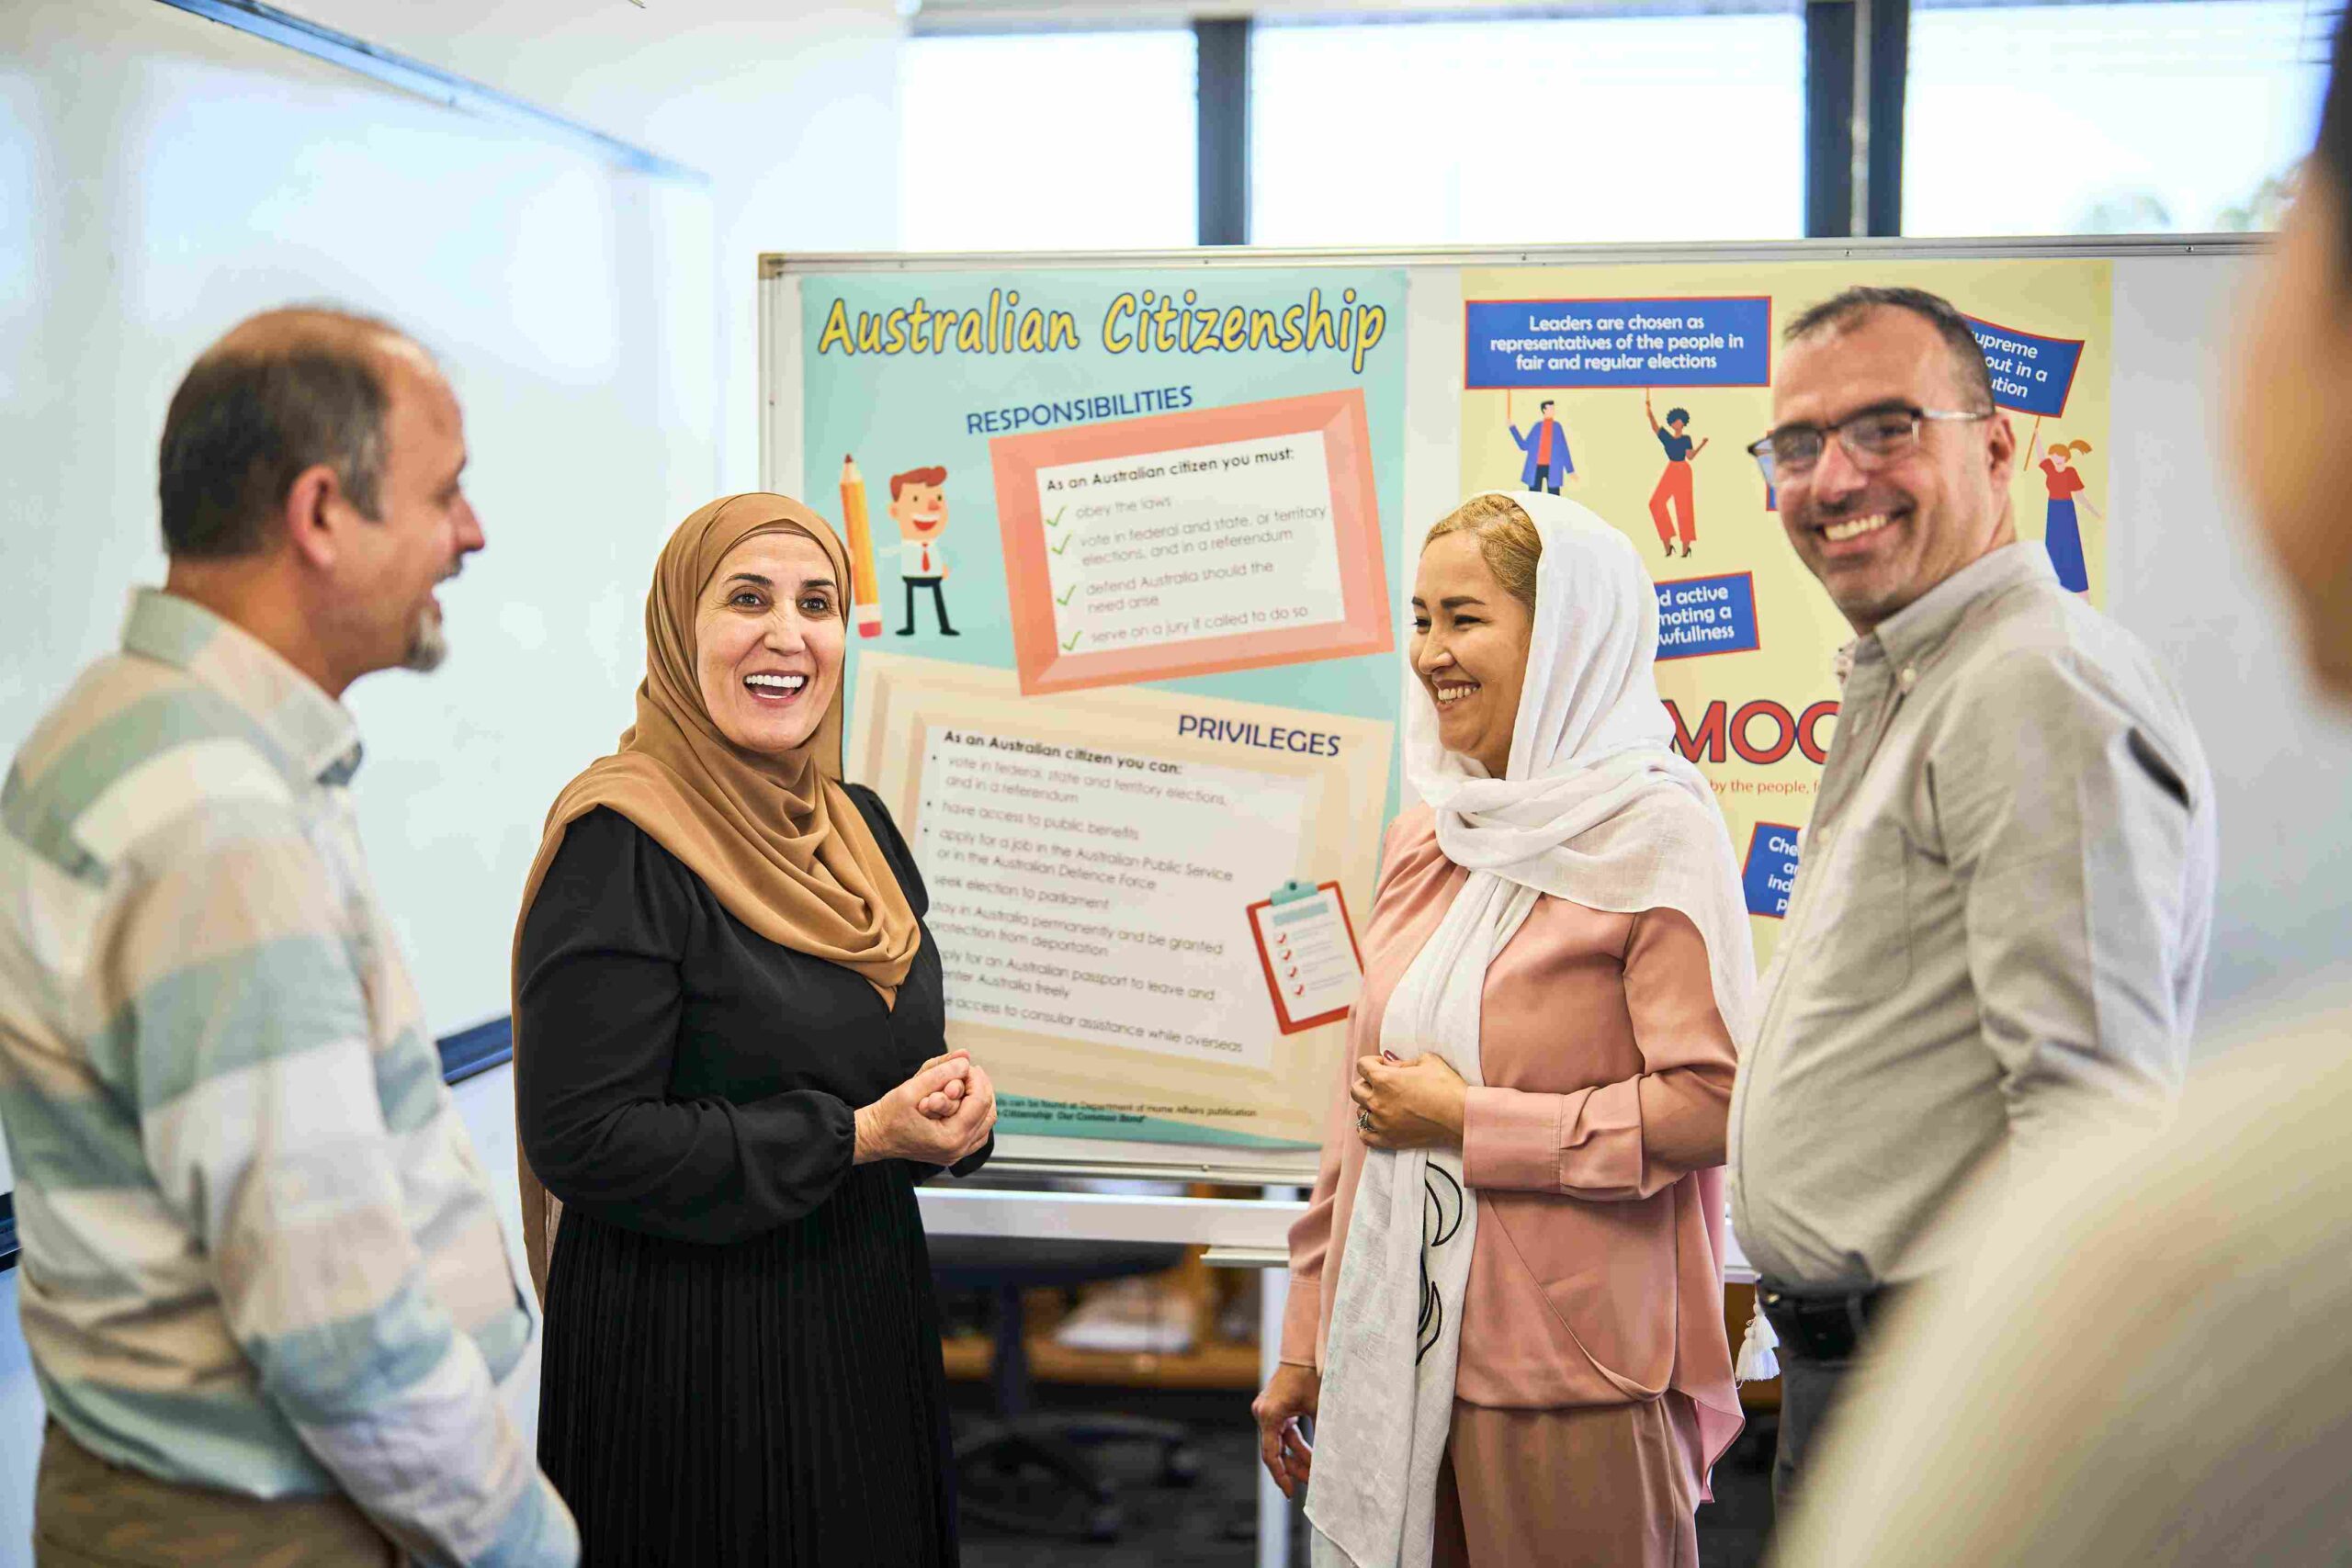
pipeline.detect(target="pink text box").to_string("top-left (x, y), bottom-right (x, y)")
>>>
top-left (991, 389), bottom-right (1392, 696)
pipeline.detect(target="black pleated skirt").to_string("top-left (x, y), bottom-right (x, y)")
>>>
top-left (538, 1166), bottom-right (959, 1566)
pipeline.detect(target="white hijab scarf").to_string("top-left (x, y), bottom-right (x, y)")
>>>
top-left (1307, 490), bottom-right (1758, 1568)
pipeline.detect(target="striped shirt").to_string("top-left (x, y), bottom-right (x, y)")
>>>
top-left (0, 590), bottom-right (576, 1567)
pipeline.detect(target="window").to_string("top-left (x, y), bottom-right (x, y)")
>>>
top-left (899, 30), bottom-right (1198, 251)
top-left (1249, 12), bottom-right (1806, 248)
top-left (1905, 0), bottom-right (2341, 235)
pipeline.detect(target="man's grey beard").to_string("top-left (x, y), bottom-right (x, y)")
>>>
top-left (402, 602), bottom-right (447, 672)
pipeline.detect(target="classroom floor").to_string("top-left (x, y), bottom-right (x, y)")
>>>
top-left (949, 1384), bottom-right (1777, 1568)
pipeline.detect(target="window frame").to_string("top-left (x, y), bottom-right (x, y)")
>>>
top-left (907, 0), bottom-right (2324, 245)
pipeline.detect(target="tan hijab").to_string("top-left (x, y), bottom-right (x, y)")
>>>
top-left (511, 492), bottom-right (922, 1298)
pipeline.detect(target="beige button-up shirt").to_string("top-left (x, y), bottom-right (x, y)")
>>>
top-left (1729, 544), bottom-right (2217, 1292)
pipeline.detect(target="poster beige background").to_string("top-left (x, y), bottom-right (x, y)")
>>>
top-left (849, 653), bottom-right (1392, 1148)
top-left (1460, 258), bottom-right (2113, 964)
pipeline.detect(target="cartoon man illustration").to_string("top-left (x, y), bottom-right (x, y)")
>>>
top-left (1510, 398), bottom-right (1576, 493)
top-left (889, 465), bottom-right (957, 637)
top-left (1645, 389), bottom-right (1710, 558)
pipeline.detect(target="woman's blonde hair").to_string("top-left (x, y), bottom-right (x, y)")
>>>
top-left (1424, 493), bottom-right (1541, 606)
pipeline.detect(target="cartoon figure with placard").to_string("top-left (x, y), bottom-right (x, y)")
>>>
top-left (2025, 431), bottom-right (2102, 594)
top-left (1644, 389), bottom-right (1710, 558)
top-left (1508, 397), bottom-right (1577, 493)
top-left (889, 464), bottom-right (959, 637)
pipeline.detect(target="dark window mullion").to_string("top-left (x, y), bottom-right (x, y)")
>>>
top-left (1195, 17), bottom-right (1250, 246)
top-left (1805, 0), bottom-right (1907, 237)
top-left (1805, 0), bottom-right (1859, 236)
top-left (1865, 0), bottom-right (1911, 235)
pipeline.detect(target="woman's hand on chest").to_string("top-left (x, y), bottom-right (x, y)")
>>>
top-left (1351, 1051), bottom-right (1468, 1152)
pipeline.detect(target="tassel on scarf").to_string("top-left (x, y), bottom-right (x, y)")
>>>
top-left (1735, 1298), bottom-right (1780, 1383)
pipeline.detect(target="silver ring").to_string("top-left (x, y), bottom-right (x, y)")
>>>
top-left (1355, 1109), bottom-right (1373, 1133)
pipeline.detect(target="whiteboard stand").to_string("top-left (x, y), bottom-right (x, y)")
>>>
top-left (1258, 1266), bottom-right (1291, 1568)
top-left (913, 1185), bottom-right (1306, 1250)
top-left (1253, 1184), bottom-right (1306, 1568)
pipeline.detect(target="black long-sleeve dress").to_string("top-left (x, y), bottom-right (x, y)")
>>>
top-left (515, 787), bottom-right (982, 1566)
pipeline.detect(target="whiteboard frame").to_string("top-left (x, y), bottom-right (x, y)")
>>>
top-left (757, 231), bottom-right (2267, 1185)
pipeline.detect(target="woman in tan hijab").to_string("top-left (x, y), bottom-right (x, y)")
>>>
top-left (514, 494), bottom-right (995, 1566)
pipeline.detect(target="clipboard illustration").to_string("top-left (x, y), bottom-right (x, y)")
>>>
top-left (1246, 878), bottom-right (1366, 1035)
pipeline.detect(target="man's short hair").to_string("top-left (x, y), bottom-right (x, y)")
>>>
top-left (890, 466), bottom-right (948, 501)
top-left (157, 308), bottom-right (407, 559)
top-left (1538, 400), bottom-right (1555, 412)
top-left (1783, 285), bottom-right (1997, 412)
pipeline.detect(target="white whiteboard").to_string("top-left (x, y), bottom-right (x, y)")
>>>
top-left (763, 235), bottom-right (2352, 1182)
top-left (0, 0), bottom-right (720, 1056)
top-left (2101, 255), bottom-right (2352, 1014)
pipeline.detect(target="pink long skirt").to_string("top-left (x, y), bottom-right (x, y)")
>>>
top-left (1431, 1393), bottom-right (1703, 1568)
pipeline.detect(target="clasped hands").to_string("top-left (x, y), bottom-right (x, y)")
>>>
top-left (1349, 1049), bottom-right (1468, 1151)
top-left (853, 1049), bottom-right (995, 1167)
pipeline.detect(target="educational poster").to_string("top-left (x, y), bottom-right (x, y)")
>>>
top-left (850, 656), bottom-right (1387, 1147)
top-left (1460, 259), bottom-right (2113, 964)
top-left (804, 267), bottom-right (1408, 1150)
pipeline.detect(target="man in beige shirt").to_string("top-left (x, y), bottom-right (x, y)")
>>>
top-left (1772, 20), bottom-right (2352, 1562)
top-left (1727, 286), bottom-right (2218, 1513)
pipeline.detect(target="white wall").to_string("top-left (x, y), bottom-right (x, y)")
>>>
top-left (453, 1066), bottom-right (546, 1461)
top-left (0, 0), bottom-right (909, 1540)
top-left (2108, 255), bottom-right (2352, 1020)
top-left (0, 0), bottom-right (732, 1034)
top-left (0, 0), bottom-right (783, 1548)
top-left (0, 1281), bottom-right (38, 1560)
top-left (271, 0), bottom-right (910, 490)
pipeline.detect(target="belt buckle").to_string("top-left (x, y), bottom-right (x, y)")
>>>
top-left (1800, 1299), bottom-right (1859, 1361)
top-left (1762, 1285), bottom-right (1862, 1361)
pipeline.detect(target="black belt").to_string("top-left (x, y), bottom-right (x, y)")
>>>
top-left (1757, 1280), bottom-right (1911, 1363)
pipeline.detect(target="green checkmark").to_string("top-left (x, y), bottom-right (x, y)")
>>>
top-left (1061, 630), bottom-right (1083, 651)
top-left (1051, 535), bottom-right (1073, 556)
top-left (1046, 507), bottom-right (1067, 529)
top-left (1057, 581), bottom-right (1080, 605)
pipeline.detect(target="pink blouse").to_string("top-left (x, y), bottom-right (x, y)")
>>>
top-left (1281, 805), bottom-right (1744, 1474)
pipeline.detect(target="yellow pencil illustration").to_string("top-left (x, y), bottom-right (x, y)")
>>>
top-left (839, 454), bottom-right (883, 638)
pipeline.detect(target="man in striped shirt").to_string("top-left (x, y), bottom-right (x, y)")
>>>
top-left (0, 310), bottom-right (577, 1565)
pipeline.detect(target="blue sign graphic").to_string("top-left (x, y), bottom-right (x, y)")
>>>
top-left (1465, 297), bottom-right (1773, 389)
top-left (1964, 317), bottom-right (2085, 418)
top-left (1743, 821), bottom-right (1803, 919)
top-left (1654, 572), bottom-right (1760, 660)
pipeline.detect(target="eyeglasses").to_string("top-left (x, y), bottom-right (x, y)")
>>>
top-left (1747, 404), bottom-right (1993, 487)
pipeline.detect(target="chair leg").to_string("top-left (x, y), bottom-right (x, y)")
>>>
top-left (989, 1283), bottom-right (1030, 1416)
top-left (956, 1287), bottom-right (1136, 1541)
top-left (1032, 1414), bottom-right (1201, 1484)
top-left (955, 1422), bottom-right (1125, 1542)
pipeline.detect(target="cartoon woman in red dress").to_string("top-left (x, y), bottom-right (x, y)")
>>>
top-left (2029, 432), bottom-right (2103, 594)
top-left (1645, 390), bottom-right (1708, 558)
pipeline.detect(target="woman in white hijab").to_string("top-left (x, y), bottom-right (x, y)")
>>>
top-left (1251, 491), bottom-right (1756, 1567)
